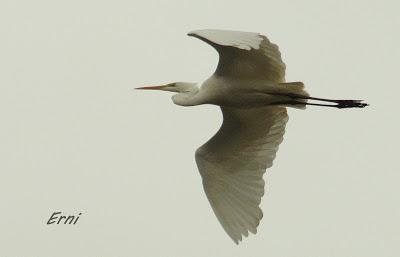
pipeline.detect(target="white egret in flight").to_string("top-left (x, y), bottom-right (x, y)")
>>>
top-left (136, 29), bottom-right (367, 244)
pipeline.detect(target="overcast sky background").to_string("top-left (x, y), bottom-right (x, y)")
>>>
top-left (0, 0), bottom-right (399, 256)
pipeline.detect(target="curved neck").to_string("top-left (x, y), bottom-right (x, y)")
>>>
top-left (170, 82), bottom-right (206, 106)
top-left (172, 90), bottom-right (204, 106)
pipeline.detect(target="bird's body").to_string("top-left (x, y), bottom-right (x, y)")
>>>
top-left (177, 76), bottom-right (306, 108)
top-left (136, 29), bottom-right (367, 244)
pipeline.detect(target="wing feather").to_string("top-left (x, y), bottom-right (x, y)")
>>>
top-left (195, 106), bottom-right (288, 243)
top-left (188, 29), bottom-right (286, 82)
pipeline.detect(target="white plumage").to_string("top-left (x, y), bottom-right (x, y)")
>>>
top-left (136, 29), bottom-right (367, 244)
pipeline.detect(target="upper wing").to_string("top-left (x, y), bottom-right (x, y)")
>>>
top-left (188, 29), bottom-right (286, 82)
top-left (195, 106), bottom-right (288, 243)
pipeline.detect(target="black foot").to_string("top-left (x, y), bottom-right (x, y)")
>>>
top-left (336, 100), bottom-right (369, 109)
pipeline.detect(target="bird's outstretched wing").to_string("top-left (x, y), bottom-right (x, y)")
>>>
top-left (195, 106), bottom-right (288, 243)
top-left (188, 29), bottom-right (286, 82)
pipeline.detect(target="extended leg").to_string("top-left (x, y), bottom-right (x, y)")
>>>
top-left (272, 100), bottom-right (368, 109)
top-left (269, 93), bottom-right (369, 109)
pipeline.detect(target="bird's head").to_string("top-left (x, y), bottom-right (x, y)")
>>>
top-left (136, 82), bottom-right (201, 106)
top-left (135, 82), bottom-right (198, 93)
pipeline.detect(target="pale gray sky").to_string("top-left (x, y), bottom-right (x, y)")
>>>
top-left (0, 0), bottom-right (399, 256)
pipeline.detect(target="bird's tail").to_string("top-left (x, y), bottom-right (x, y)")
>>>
top-left (278, 82), bottom-right (309, 109)
top-left (279, 82), bottom-right (309, 96)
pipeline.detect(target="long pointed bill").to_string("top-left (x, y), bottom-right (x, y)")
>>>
top-left (135, 84), bottom-right (172, 91)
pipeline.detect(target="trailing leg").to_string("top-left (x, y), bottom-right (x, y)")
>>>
top-left (272, 100), bottom-right (368, 109)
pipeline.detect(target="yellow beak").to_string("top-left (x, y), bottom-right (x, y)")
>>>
top-left (135, 84), bottom-right (171, 90)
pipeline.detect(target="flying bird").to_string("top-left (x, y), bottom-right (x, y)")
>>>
top-left (136, 29), bottom-right (367, 244)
